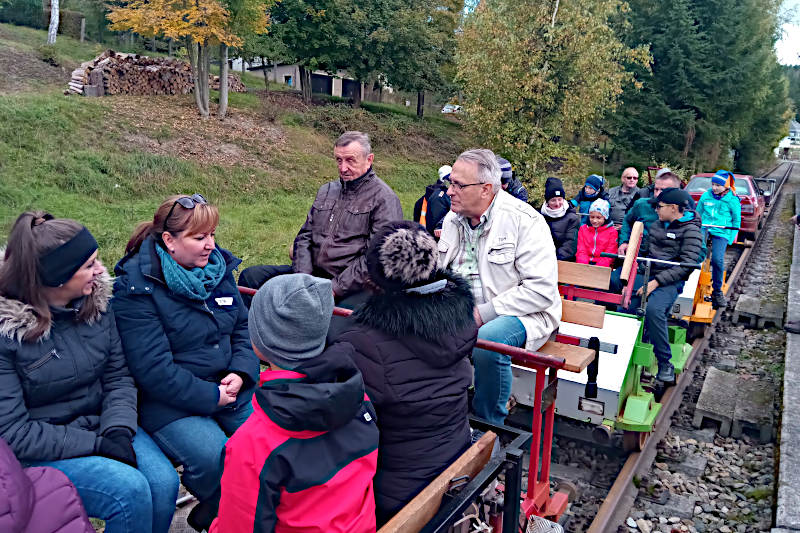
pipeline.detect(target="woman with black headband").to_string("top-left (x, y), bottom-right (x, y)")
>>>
top-left (112, 194), bottom-right (259, 531)
top-left (0, 211), bottom-right (179, 533)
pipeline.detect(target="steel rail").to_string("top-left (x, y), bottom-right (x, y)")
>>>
top-left (587, 161), bottom-right (794, 533)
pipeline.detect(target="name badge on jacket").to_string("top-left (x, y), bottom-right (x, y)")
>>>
top-left (666, 232), bottom-right (676, 239)
top-left (215, 297), bottom-right (234, 306)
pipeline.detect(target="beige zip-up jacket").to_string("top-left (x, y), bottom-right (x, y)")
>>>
top-left (437, 189), bottom-right (561, 351)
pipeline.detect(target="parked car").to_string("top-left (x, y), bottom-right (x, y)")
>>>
top-left (686, 173), bottom-right (765, 239)
top-left (441, 103), bottom-right (462, 114)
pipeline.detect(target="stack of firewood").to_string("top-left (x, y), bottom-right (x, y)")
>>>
top-left (66, 50), bottom-right (246, 97)
top-left (210, 74), bottom-right (246, 93)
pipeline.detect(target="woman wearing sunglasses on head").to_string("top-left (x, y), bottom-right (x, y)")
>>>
top-left (112, 194), bottom-right (259, 530)
top-left (0, 211), bottom-right (179, 533)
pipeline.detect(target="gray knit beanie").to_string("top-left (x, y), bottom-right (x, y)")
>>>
top-left (248, 273), bottom-right (334, 370)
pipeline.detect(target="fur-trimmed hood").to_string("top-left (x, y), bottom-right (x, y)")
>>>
top-left (351, 271), bottom-right (476, 368)
top-left (0, 255), bottom-right (113, 343)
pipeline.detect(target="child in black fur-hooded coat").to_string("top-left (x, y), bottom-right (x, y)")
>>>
top-left (331, 220), bottom-right (478, 526)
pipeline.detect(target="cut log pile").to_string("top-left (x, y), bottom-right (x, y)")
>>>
top-left (66, 50), bottom-right (246, 97)
top-left (210, 75), bottom-right (246, 93)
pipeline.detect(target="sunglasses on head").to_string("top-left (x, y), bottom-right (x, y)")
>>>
top-left (163, 193), bottom-right (207, 232)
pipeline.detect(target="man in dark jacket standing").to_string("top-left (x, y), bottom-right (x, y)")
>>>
top-left (413, 165), bottom-right (452, 236)
top-left (626, 188), bottom-right (702, 383)
top-left (240, 131), bottom-right (403, 303)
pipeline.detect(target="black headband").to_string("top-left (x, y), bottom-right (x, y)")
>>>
top-left (38, 227), bottom-right (99, 287)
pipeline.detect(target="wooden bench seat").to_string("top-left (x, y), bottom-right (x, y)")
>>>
top-left (537, 341), bottom-right (595, 373)
top-left (377, 431), bottom-right (497, 533)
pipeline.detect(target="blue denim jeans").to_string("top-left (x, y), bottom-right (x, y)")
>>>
top-left (709, 235), bottom-right (727, 291)
top-left (623, 274), bottom-right (682, 366)
top-left (28, 428), bottom-right (179, 533)
top-left (472, 316), bottom-right (526, 425)
top-left (151, 392), bottom-right (254, 501)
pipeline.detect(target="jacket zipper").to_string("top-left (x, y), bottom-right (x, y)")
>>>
top-left (25, 349), bottom-right (60, 372)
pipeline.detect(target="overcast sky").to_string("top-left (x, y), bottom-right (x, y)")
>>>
top-left (778, 0), bottom-right (800, 65)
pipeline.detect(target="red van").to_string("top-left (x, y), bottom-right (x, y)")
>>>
top-left (685, 173), bottom-right (765, 239)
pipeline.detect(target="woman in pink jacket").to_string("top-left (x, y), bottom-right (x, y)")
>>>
top-left (576, 199), bottom-right (618, 267)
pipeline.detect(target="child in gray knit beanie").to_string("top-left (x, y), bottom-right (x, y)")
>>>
top-left (248, 273), bottom-right (334, 369)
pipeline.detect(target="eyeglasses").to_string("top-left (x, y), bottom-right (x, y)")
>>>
top-left (623, 175), bottom-right (639, 180)
top-left (163, 193), bottom-right (208, 232)
top-left (655, 203), bottom-right (669, 210)
top-left (448, 181), bottom-right (485, 191)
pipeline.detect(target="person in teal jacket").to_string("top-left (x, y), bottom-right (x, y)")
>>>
top-left (696, 170), bottom-right (741, 309)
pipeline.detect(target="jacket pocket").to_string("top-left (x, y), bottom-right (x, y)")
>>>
top-left (340, 205), bottom-right (371, 238)
top-left (487, 243), bottom-right (515, 264)
top-left (24, 348), bottom-right (60, 373)
top-left (20, 347), bottom-right (77, 388)
top-left (311, 200), bottom-right (335, 234)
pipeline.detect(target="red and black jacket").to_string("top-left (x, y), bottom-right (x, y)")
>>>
top-left (210, 344), bottom-right (379, 533)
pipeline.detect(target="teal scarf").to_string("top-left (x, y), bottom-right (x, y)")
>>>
top-left (156, 245), bottom-right (226, 301)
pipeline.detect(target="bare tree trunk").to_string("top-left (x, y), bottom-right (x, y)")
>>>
top-left (261, 57), bottom-right (269, 92)
top-left (241, 59), bottom-right (246, 74)
top-left (299, 65), bottom-right (312, 103)
top-left (151, 36), bottom-right (156, 52)
top-left (47, 0), bottom-right (59, 44)
top-left (416, 90), bottom-right (425, 118)
top-left (218, 44), bottom-right (229, 119)
top-left (188, 39), bottom-right (209, 118)
top-left (200, 41), bottom-right (210, 116)
top-left (168, 38), bottom-right (173, 56)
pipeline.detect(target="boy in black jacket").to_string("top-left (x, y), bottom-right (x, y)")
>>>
top-left (627, 188), bottom-right (703, 383)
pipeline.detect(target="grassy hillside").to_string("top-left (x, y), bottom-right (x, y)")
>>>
top-left (0, 23), bottom-right (472, 269)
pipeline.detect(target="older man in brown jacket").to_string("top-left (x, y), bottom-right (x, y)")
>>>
top-left (240, 131), bottom-right (403, 303)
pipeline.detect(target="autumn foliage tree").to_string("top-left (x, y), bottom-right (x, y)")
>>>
top-left (108, 0), bottom-right (271, 118)
top-left (457, 0), bottom-right (649, 190)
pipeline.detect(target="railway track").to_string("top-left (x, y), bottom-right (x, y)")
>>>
top-left (579, 161), bottom-right (796, 532)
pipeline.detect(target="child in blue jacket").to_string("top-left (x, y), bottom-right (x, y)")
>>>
top-left (696, 170), bottom-right (741, 309)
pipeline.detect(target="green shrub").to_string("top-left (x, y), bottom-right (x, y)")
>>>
top-left (36, 43), bottom-right (58, 66)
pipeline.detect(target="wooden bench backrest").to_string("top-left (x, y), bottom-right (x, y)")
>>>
top-left (377, 431), bottom-right (497, 533)
top-left (557, 261), bottom-right (611, 290)
top-left (561, 298), bottom-right (605, 329)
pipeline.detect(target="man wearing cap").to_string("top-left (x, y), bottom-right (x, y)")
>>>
top-left (438, 149), bottom-right (560, 424)
top-left (497, 157), bottom-right (529, 203)
top-left (240, 131), bottom-right (403, 304)
top-left (414, 165), bottom-right (453, 236)
top-left (618, 170), bottom-right (687, 257)
top-left (607, 167), bottom-right (640, 226)
top-left (627, 187), bottom-right (703, 382)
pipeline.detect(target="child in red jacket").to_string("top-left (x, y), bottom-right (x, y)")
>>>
top-left (576, 199), bottom-right (618, 267)
top-left (210, 274), bottom-right (379, 533)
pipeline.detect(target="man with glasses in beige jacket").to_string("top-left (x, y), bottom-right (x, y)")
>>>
top-left (437, 149), bottom-right (561, 425)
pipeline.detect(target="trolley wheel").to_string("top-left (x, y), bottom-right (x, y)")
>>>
top-left (622, 430), bottom-right (650, 452)
top-left (687, 322), bottom-right (706, 342)
top-left (555, 480), bottom-right (578, 501)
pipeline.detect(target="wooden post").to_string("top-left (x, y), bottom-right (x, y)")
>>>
top-left (79, 17), bottom-right (85, 42)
